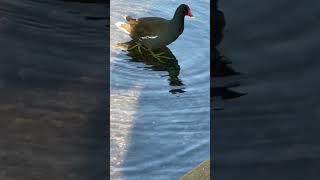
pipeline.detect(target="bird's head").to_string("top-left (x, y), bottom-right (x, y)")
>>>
top-left (179, 4), bottom-right (193, 17)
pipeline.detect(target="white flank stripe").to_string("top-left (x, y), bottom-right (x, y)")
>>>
top-left (140, 35), bottom-right (158, 39)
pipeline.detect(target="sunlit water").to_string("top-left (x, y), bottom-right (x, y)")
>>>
top-left (110, 0), bottom-right (210, 179)
top-left (213, 0), bottom-right (320, 179)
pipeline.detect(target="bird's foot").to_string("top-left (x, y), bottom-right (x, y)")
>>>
top-left (147, 50), bottom-right (173, 63)
top-left (128, 42), bottom-right (146, 54)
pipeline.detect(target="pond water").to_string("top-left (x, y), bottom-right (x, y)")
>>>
top-left (213, 0), bottom-right (320, 179)
top-left (0, 0), bottom-right (106, 179)
top-left (110, 0), bottom-right (210, 179)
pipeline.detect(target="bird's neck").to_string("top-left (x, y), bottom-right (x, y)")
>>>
top-left (171, 11), bottom-right (185, 33)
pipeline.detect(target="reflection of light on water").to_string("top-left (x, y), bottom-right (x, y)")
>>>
top-left (110, 0), bottom-right (210, 179)
top-left (110, 2), bottom-right (156, 173)
top-left (110, 0), bottom-right (152, 63)
top-left (110, 2), bottom-right (145, 174)
top-left (110, 87), bottom-right (142, 179)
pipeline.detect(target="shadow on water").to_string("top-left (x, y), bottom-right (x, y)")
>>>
top-left (214, 0), bottom-right (320, 179)
top-left (115, 40), bottom-right (185, 94)
top-left (211, 1), bottom-right (247, 175)
top-left (0, 0), bottom-right (107, 179)
top-left (61, 0), bottom-right (107, 3)
top-left (60, 0), bottom-right (108, 20)
top-left (211, 0), bottom-right (247, 107)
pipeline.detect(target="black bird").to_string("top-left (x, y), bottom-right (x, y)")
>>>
top-left (115, 4), bottom-right (193, 60)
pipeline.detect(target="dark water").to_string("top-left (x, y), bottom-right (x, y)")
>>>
top-left (0, 0), bottom-right (107, 179)
top-left (213, 0), bottom-right (320, 179)
top-left (110, 0), bottom-right (210, 179)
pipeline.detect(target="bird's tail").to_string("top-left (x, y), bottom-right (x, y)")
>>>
top-left (123, 15), bottom-right (136, 22)
top-left (115, 21), bottom-right (131, 34)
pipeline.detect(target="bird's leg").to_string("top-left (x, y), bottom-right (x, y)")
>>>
top-left (128, 42), bottom-right (147, 54)
top-left (146, 49), bottom-right (174, 63)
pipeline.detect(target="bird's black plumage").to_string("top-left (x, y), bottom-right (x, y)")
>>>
top-left (116, 4), bottom-right (193, 49)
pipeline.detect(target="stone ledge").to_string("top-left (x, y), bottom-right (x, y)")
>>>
top-left (180, 160), bottom-right (210, 180)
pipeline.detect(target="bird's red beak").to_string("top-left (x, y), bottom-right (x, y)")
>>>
top-left (187, 8), bottom-right (193, 17)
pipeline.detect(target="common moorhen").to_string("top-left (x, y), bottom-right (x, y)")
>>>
top-left (115, 4), bottom-right (193, 60)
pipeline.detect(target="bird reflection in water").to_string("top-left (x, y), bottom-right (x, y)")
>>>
top-left (115, 40), bottom-right (185, 94)
top-left (212, 0), bottom-right (246, 109)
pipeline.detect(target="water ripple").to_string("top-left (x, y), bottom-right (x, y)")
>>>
top-left (110, 0), bottom-right (210, 179)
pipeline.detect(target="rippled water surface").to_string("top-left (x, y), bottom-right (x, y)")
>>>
top-left (110, 0), bottom-right (210, 179)
top-left (214, 0), bottom-right (320, 179)
top-left (0, 0), bottom-right (106, 179)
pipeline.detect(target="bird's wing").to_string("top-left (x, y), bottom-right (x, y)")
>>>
top-left (133, 19), bottom-right (169, 40)
top-left (137, 17), bottom-right (166, 22)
